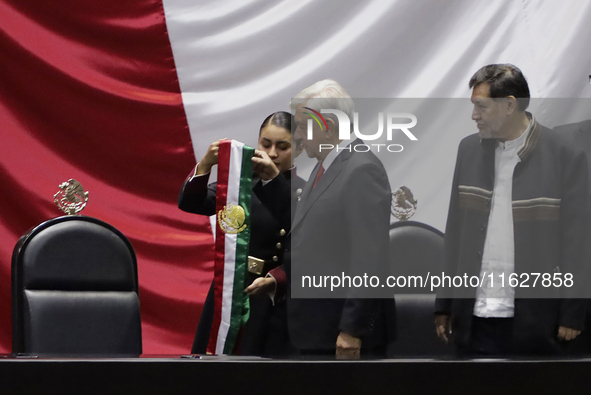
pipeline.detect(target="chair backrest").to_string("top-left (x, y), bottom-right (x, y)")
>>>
top-left (386, 221), bottom-right (451, 357)
top-left (388, 221), bottom-right (443, 291)
top-left (388, 294), bottom-right (451, 357)
top-left (12, 216), bottom-right (142, 356)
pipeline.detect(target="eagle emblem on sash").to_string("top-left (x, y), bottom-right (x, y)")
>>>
top-left (217, 204), bottom-right (247, 234)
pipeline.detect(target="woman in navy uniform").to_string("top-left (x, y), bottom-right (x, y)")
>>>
top-left (178, 111), bottom-right (304, 356)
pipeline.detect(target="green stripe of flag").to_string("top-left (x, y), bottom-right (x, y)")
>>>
top-left (223, 144), bottom-right (254, 354)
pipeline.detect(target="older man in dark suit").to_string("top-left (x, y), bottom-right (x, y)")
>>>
top-left (254, 80), bottom-right (392, 359)
top-left (287, 80), bottom-right (392, 359)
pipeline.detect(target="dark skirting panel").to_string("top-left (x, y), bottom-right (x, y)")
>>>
top-left (2, 355), bottom-right (591, 395)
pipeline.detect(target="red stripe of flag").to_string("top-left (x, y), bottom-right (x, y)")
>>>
top-left (207, 140), bottom-right (231, 353)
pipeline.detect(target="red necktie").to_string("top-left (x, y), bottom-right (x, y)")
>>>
top-left (313, 163), bottom-right (324, 188)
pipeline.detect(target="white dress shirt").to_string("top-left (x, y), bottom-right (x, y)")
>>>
top-left (473, 117), bottom-right (534, 318)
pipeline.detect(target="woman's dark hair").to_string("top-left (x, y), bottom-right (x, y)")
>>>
top-left (469, 64), bottom-right (530, 111)
top-left (259, 111), bottom-right (293, 134)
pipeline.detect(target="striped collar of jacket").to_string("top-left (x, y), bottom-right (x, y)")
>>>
top-left (480, 112), bottom-right (541, 162)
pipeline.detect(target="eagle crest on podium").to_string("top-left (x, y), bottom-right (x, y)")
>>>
top-left (54, 179), bottom-right (89, 215)
top-left (391, 186), bottom-right (417, 221)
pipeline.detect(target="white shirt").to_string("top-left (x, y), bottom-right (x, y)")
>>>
top-left (473, 117), bottom-right (534, 318)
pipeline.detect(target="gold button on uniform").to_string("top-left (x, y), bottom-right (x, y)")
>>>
top-left (276, 242), bottom-right (282, 249)
top-left (272, 256), bottom-right (278, 262)
top-left (279, 229), bottom-right (286, 236)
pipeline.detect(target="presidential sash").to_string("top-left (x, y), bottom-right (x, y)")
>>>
top-left (207, 139), bottom-right (253, 354)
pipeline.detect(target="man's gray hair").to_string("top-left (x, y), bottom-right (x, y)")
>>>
top-left (290, 79), bottom-right (355, 122)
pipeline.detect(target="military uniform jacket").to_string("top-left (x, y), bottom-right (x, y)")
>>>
top-left (178, 170), bottom-right (293, 274)
top-left (178, 167), bottom-right (304, 356)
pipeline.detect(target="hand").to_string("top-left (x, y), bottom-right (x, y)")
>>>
top-left (435, 314), bottom-right (452, 344)
top-left (196, 139), bottom-right (226, 175)
top-left (336, 331), bottom-right (361, 360)
top-left (557, 326), bottom-right (581, 341)
top-left (244, 277), bottom-right (275, 296)
top-left (252, 150), bottom-right (280, 181)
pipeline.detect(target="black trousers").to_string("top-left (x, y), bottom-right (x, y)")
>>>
top-left (465, 316), bottom-right (514, 356)
top-left (192, 281), bottom-right (293, 357)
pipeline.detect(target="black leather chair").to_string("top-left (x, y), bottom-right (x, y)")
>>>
top-left (388, 221), bottom-right (444, 285)
top-left (386, 221), bottom-right (451, 357)
top-left (12, 216), bottom-right (142, 356)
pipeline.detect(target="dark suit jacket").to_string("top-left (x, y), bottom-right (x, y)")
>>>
top-left (555, 119), bottom-right (591, 177)
top-left (283, 139), bottom-right (392, 350)
top-left (555, 119), bottom-right (591, 147)
top-left (555, 119), bottom-right (591, 353)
